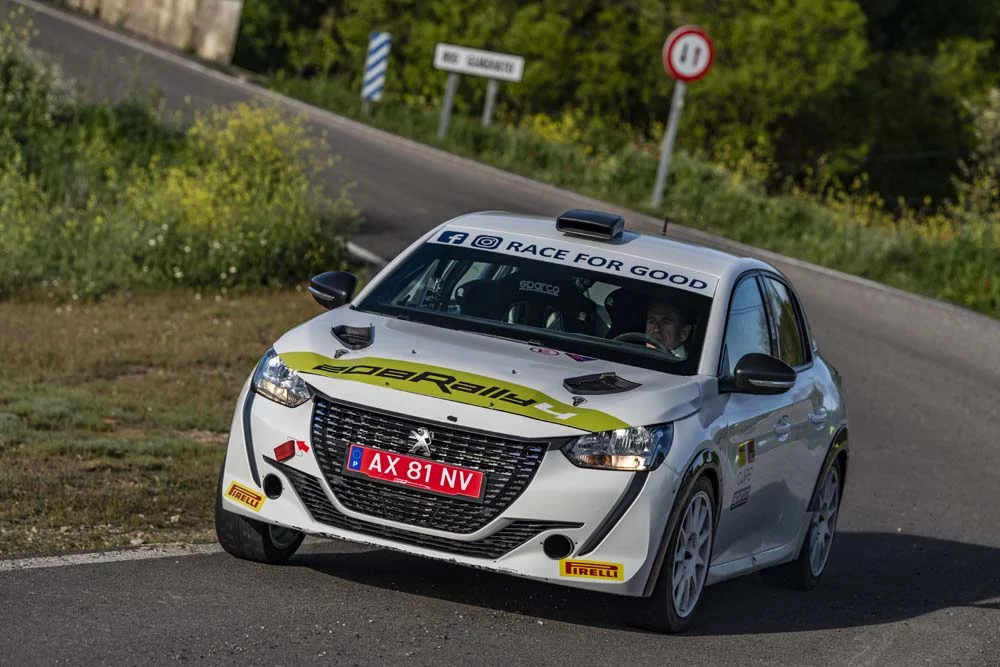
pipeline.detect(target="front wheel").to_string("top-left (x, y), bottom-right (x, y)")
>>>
top-left (761, 458), bottom-right (842, 590)
top-left (624, 475), bottom-right (716, 633)
top-left (214, 465), bottom-right (304, 565)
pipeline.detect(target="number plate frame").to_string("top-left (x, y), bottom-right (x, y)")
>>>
top-left (342, 443), bottom-right (487, 503)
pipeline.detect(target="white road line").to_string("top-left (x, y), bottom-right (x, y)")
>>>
top-left (0, 543), bottom-right (224, 572)
top-left (11, 0), bottom-right (990, 321)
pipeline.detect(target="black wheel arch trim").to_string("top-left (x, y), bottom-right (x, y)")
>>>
top-left (807, 424), bottom-right (849, 512)
top-left (641, 448), bottom-right (722, 597)
top-left (243, 389), bottom-right (261, 487)
top-left (575, 471), bottom-right (649, 557)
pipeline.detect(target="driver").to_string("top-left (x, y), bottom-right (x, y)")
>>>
top-left (646, 300), bottom-right (692, 360)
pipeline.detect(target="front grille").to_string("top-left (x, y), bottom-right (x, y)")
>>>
top-left (310, 396), bottom-right (550, 533)
top-left (269, 458), bottom-right (580, 560)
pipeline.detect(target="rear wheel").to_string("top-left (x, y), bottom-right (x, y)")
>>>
top-left (624, 475), bottom-right (716, 633)
top-left (214, 465), bottom-right (304, 564)
top-left (761, 459), bottom-right (842, 590)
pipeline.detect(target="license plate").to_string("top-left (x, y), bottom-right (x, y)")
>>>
top-left (343, 444), bottom-right (486, 502)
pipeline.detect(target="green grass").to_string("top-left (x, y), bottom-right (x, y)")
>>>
top-left (0, 288), bottom-right (325, 555)
top-left (272, 75), bottom-right (999, 318)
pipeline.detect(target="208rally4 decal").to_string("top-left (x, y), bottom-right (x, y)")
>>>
top-left (279, 352), bottom-right (629, 432)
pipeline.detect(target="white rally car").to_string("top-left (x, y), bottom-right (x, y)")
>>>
top-left (216, 209), bottom-right (848, 632)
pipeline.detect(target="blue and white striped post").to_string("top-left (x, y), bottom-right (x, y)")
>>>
top-left (361, 32), bottom-right (391, 116)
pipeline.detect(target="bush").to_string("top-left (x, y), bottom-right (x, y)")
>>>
top-left (0, 20), bottom-right (357, 300)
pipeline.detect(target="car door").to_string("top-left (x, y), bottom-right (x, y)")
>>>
top-left (761, 275), bottom-right (831, 545)
top-left (711, 274), bottom-right (799, 563)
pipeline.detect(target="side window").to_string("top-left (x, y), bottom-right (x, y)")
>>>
top-left (764, 278), bottom-right (808, 367)
top-left (721, 277), bottom-right (772, 376)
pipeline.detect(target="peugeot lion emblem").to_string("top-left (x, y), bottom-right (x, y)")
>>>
top-left (408, 428), bottom-right (433, 457)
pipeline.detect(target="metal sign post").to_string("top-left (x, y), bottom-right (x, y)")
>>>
top-left (652, 82), bottom-right (686, 210)
top-left (482, 79), bottom-right (499, 127)
top-left (437, 72), bottom-right (460, 140)
top-left (361, 31), bottom-right (391, 116)
top-left (434, 43), bottom-right (525, 138)
top-left (651, 26), bottom-right (714, 209)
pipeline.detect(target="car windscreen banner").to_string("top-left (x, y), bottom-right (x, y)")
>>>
top-left (430, 228), bottom-right (719, 296)
top-left (280, 352), bottom-right (630, 432)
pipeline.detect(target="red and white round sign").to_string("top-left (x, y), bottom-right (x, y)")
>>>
top-left (663, 26), bottom-right (714, 82)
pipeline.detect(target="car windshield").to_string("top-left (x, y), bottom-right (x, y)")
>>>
top-left (356, 242), bottom-right (713, 375)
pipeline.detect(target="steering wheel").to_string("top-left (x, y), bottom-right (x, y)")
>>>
top-left (613, 331), bottom-right (673, 354)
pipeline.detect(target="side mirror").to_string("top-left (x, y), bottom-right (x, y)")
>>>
top-left (308, 271), bottom-right (357, 310)
top-left (719, 353), bottom-right (796, 395)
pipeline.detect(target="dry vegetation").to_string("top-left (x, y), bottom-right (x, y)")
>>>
top-left (0, 288), bottom-right (324, 554)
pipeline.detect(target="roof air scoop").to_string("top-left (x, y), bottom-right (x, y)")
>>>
top-left (563, 372), bottom-right (640, 395)
top-left (556, 209), bottom-right (625, 241)
top-left (331, 324), bottom-right (373, 350)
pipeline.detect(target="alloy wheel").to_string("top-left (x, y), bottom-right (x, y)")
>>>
top-left (809, 465), bottom-right (841, 577)
top-left (671, 490), bottom-right (713, 618)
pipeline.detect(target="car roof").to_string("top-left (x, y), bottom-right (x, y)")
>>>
top-left (442, 211), bottom-right (772, 282)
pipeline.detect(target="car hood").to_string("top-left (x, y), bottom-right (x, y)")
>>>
top-left (273, 308), bottom-right (708, 435)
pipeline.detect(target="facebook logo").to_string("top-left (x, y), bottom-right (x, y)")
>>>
top-left (437, 231), bottom-right (468, 245)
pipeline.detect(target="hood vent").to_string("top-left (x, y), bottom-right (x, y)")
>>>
top-left (331, 324), bottom-right (373, 350)
top-left (563, 372), bottom-right (640, 395)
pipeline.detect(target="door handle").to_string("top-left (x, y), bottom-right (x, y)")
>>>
top-left (809, 409), bottom-right (828, 426)
top-left (774, 417), bottom-right (791, 440)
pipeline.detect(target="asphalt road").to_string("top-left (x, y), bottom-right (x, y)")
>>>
top-left (2, 2), bottom-right (1000, 665)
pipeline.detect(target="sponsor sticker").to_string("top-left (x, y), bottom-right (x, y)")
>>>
top-left (560, 559), bottom-right (625, 581)
top-left (731, 439), bottom-right (754, 509)
top-left (730, 485), bottom-right (751, 509)
top-left (225, 482), bottom-right (265, 512)
top-left (736, 440), bottom-right (752, 468)
top-left (429, 227), bottom-right (719, 296)
top-left (566, 353), bottom-right (596, 362)
top-left (519, 279), bottom-right (560, 296)
top-left (280, 352), bottom-right (630, 432)
top-left (529, 346), bottom-right (559, 356)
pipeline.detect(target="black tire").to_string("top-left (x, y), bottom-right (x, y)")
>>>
top-left (214, 465), bottom-right (304, 565)
top-left (761, 457), bottom-right (843, 590)
top-left (624, 475), bottom-right (716, 634)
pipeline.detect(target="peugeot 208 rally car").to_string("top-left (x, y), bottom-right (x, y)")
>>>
top-left (216, 209), bottom-right (848, 633)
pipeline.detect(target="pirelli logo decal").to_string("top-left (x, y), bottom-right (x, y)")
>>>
top-left (279, 352), bottom-right (629, 432)
top-left (225, 482), bottom-right (265, 512)
top-left (560, 559), bottom-right (625, 581)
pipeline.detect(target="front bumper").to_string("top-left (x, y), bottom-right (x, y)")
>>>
top-left (221, 380), bottom-right (680, 597)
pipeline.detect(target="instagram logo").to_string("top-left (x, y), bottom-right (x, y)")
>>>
top-left (472, 235), bottom-right (503, 249)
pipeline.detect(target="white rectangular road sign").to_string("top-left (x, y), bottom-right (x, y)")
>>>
top-left (433, 43), bottom-right (524, 83)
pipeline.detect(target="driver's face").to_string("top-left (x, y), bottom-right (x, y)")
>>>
top-left (646, 302), bottom-right (690, 350)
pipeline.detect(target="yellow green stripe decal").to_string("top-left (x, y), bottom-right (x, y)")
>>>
top-left (280, 352), bottom-right (629, 432)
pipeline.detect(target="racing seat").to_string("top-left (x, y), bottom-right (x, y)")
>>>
top-left (454, 279), bottom-right (501, 319)
top-left (488, 272), bottom-right (599, 335)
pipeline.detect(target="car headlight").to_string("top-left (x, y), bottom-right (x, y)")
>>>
top-left (252, 349), bottom-right (313, 408)
top-left (562, 424), bottom-right (673, 471)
